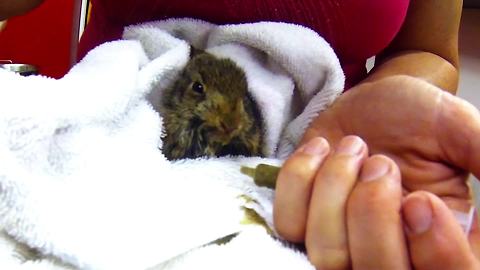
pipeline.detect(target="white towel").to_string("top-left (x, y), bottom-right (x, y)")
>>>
top-left (124, 18), bottom-right (345, 157)
top-left (0, 18), bottom-right (344, 269)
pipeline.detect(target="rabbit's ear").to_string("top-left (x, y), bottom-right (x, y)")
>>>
top-left (189, 46), bottom-right (203, 58)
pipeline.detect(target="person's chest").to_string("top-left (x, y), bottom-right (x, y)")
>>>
top-left (116, 0), bottom-right (336, 38)
top-left (93, 0), bottom-right (409, 86)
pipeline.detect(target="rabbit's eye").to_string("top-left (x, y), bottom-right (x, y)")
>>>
top-left (191, 82), bottom-right (204, 94)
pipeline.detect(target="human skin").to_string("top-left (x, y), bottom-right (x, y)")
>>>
top-left (273, 0), bottom-right (480, 269)
top-left (276, 135), bottom-right (480, 269)
top-left (1, 0), bottom-right (475, 268)
top-left (370, 0), bottom-right (462, 92)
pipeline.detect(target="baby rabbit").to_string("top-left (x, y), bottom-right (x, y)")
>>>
top-left (160, 49), bottom-right (263, 160)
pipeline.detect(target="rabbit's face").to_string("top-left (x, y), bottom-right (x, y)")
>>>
top-left (162, 52), bottom-right (263, 159)
top-left (176, 54), bottom-right (252, 145)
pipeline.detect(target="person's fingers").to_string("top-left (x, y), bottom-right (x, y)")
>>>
top-left (402, 191), bottom-right (480, 270)
top-left (305, 135), bottom-right (368, 270)
top-left (274, 137), bottom-right (331, 242)
top-left (347, 155), bottom-right (411, 270)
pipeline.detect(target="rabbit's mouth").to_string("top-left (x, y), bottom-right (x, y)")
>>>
top-left (208, 131), bottom-right (236, 146)
top-left (199, 122), bottom-right (235, 142)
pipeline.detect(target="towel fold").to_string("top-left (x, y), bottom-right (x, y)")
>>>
top-left (124, 18), bottom-right (345, 157)
top-left (0, 18), bottom-right (344, 269)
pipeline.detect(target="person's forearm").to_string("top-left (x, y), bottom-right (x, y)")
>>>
top-left (365, 50), bottom-right (459, 94)
top-left (366, 0), bottom-right (462, 94)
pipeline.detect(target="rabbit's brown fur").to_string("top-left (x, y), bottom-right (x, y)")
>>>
top-left (160, 51), bottom-right (263, 160)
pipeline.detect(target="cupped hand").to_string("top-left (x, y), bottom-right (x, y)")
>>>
top-left (301, 75), bottom-right (480, 213)
top-left (274, 136), bottom-right (480, 269)
top-left (274, 75), bottom-right (480, 269)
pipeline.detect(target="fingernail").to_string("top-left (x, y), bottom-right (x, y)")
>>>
top-left (360, 156), bottom-right (390, 181)
top-left (402, 194), bottom-right (433, 235)
top-left (299, 137), bottom-right (329, 156)
top-left (336, 136), bottom-right (364, 155)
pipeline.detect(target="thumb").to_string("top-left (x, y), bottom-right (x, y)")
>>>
top-left (436, 91), bottom-right (480, 179)
top-left (402, 191), bottom-right (480, 270)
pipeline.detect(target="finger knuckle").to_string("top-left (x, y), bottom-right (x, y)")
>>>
top-left (349, 184), bottom-right (395, 215)
top-left (317, 155), bottom-right (360, 186)
top-left (280, 156), bottom-right (318, 185)
top-left (274, 219), bottom-right (305, 243)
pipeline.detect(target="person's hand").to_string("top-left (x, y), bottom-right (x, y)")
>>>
top-left (274, 135), bottom-right (480, 269)
top-left (403, 190), bottom-right (480, 269)
top-left (274, 75), bottom-right (480, 268)
top-left (301, 75), bottom-right (480, 214)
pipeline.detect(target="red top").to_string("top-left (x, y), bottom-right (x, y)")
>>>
top-left (78, 0), bottom-right (410, 88)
